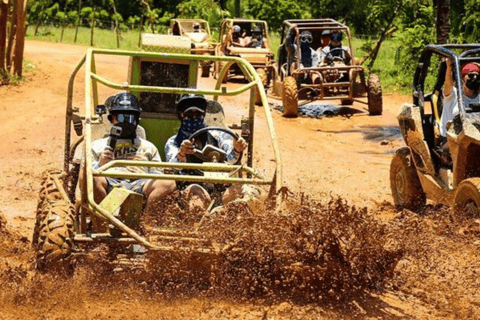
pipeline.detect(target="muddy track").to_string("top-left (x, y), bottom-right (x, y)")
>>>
top-left (0, 41), bottom-right (479, 319)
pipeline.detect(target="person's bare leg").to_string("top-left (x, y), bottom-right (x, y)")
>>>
top-left (92, 176), bottom-right (108, 231)
top-left (143, 179), bottom-right (176, 215)
top-left (93, 176), bottom-right (108, 204)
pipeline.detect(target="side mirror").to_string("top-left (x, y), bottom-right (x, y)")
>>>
top-left (95, 104), bottom-right (107, 116)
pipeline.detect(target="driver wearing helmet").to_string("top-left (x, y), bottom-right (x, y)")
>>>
top-left (164, 93), bottom-right (248, 209)
top-left (88, 92), bottom-right (176, 215)
top-left (193, 22), bottom-right (202, 32)
top-left (320, 32), bottom-right (351, 65)
top-left (250, 26), bottom-right (264, 48)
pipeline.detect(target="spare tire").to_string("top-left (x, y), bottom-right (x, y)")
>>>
top-left (367, 73), bottom-right (383, 115)
top-left (282, 76), bottom-right (298, 117)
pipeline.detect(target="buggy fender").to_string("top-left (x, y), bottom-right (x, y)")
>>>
top-left (397, 103), bottom-right (436, 176)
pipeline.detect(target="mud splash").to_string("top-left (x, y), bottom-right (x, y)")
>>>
top-left (1, 199), bottom-right (480, 319)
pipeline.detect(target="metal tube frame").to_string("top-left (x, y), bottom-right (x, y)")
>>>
top-left (65, 48), bottom-right (283, 249)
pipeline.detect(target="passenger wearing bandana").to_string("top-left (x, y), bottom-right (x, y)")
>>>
top-left (165, 93), bottom-right (248, 209)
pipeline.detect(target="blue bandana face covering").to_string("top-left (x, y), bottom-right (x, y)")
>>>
top-left (175, 117), bottom-right (207, 146)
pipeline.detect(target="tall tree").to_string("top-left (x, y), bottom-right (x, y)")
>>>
top-left (436, 0), bottom-right (450, 44)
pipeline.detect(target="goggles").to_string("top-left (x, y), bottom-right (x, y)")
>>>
top-left (115, 113), bottom-right (138, 125)
top-left (301, 36), bottom-right (312, 43)
top-left (467, 72), bottom-right (479, 80)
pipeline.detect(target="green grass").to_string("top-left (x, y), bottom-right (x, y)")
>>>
top-left (27, 26), bottom-right (144, 51)
top-left (26, 26), bottom-right (410, 94)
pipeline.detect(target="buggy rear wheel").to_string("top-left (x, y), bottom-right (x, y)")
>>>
top-left (390, 147), bottom-right (425, 210)
top-left (452, 178), bottom-right (480, 223)
top-left (367, 73), bottom-right (383, 115)
top-left (282, 76), bottom-right (298, 117)
top-left (201, 63), bottom-right (210, 78)
top-left (35, 198), bottom-right (75, 272)
top-left (254, 68), bottom-right (267, 106)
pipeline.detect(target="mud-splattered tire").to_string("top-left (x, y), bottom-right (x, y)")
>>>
top-left (341, 99), bottom-right (354, 105)
top-left (33, 171), bottom-right (64, 248)
top-left (282, 76), bottom-right (298, 117)
top-left (452, 178), bottom-right (480, 223)
top-left (254, 68), bottom-right (267, 106)
top-left (201, 63), bottom-right (210, 78)
top-left (215, 61), bottom-right (228, 83)
top-left (36, 199), bottom-right (75, 272)
top-left (367, 73), bottom-right (383, 115)
top-left (390, 147), bottom-right (425, 210)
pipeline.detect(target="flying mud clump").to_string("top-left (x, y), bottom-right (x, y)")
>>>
top-left (146, 197), bottom-right (405, 303)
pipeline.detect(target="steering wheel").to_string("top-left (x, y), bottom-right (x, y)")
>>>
top-left (324, 48), bottom-right (348, 64)
top-left (186, 127), bottom-right (243, 166)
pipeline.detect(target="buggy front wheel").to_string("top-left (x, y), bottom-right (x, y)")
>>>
top-left (367, 73), bottom-right (383, 115)
top-left (452, 178), bottom-right (480, 223)
top-left (389, 147), bottom-right (425, 210)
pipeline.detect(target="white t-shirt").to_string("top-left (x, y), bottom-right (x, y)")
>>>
top-left (441, 86), bottom-right (480, 136)
top-left (91, 137), bottom-right (162, 174)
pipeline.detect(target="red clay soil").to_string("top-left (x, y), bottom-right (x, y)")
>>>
top-left (0, 41), bottom-right (479, 319)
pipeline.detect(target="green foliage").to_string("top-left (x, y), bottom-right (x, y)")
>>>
top-left (245, 0), bottom-right (306, 30)
top-left (393, 2), bottom-right (436, 88)
top-left (177, 0), bottom-right (229, 28)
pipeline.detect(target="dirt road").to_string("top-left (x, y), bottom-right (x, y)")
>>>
top-left (0, 41), bottom-right (479, 319)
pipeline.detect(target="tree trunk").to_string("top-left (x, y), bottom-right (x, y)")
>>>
top-left (13, 0), bottom-right (27, 77)
top-left (138, 14), bottom-right (144, 47)
top-left (90, 6), bottom-right (96, 47)
top-left (367, 4), bottom-right (400, 68)
top-left (6, 0), bottom-right (18, 71)
top-left (34, 0), bottom-right (52, 36)
top-left (234, 0), bottom-right (240, 17)
top-left (436, 0), bottom-right (450, 44)
top-left (74, 0), bottom-right (82, 43)
top-left (60, 0), bottom-right (69, 42)
top-left (0, 0), bottom-right (8, 74)
top-left (111, 0), bottom-right (120, 48)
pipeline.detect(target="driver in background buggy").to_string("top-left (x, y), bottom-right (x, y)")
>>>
top-left (249, 26), bottom-right (264, 48)
top-left (319, 32), bottom-right (351, 66)
top-left (165, 94), bottom-right (248, 211)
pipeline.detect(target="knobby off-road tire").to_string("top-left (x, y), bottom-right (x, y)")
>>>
top-left (452, 178), bottom-right (480, 223)
top-left (282, 76), bottom-right (298, 117)
top-left (390, 147), bottom-right (426, 210)
top-left (254, 68), bottom-right (267, 106)
top-left (36, 199), bottom-right (75, 272)
top-left (33, 171), bottom-right (64, 248)
top-left (201, 62), bottom-right (210, 78)
top-left (215, 61), bottom-right (228, 83)
top-left (367, 73), bottom-right (383, 115)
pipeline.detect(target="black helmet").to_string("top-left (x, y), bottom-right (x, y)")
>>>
top-left (109, 92), bottom-right (142, 114)
top-left (108, 93), bottom-right (141, 138)
top-left (176, 93), bottom-right (207, 115)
